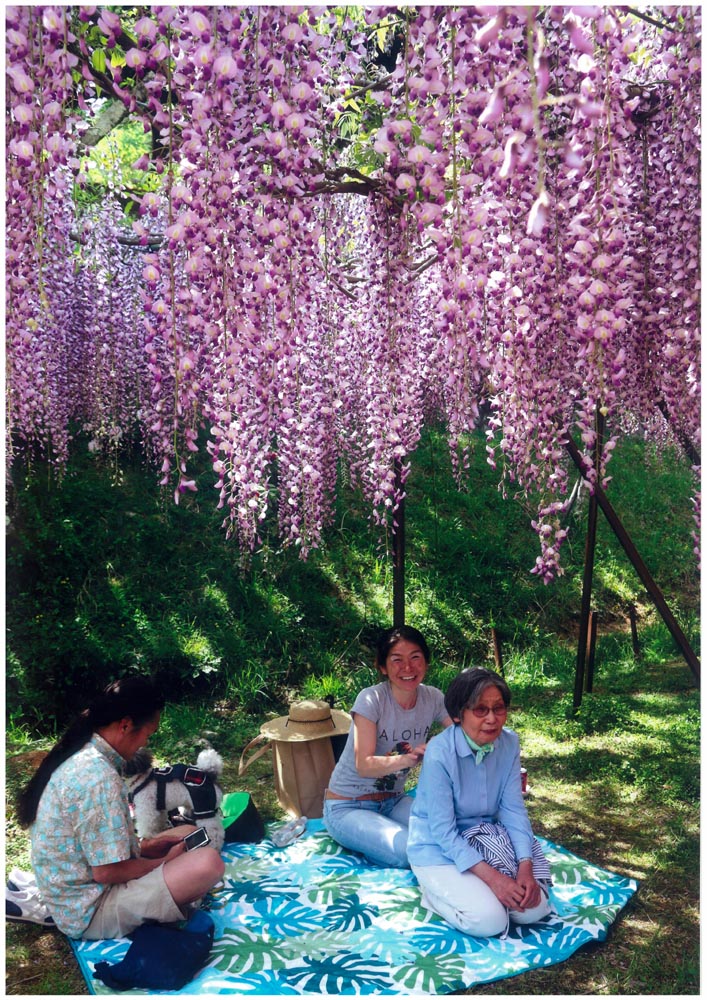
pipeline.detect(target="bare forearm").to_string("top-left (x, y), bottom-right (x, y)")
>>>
top-left (91, 856), bottom-right (162, 885)
top-left (354, 751), bottom-right (419, 778)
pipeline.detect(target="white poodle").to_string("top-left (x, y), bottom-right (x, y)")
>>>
top-left (125, 747), bottom-right (225, 851)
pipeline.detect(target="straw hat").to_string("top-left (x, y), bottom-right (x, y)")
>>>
top-left (260, 699), bottom-right (351, 743)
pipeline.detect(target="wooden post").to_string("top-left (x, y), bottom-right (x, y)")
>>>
top-left (628, 603), bottom-right (641, 658)
top-left (491, 627), bottom-right (505, 676)
top-left (585, 611), bottom-right (598, 693)
top-left (565, 435), bottom-right (700, 684)
top-left (392, 458), bottom-right (405, 627)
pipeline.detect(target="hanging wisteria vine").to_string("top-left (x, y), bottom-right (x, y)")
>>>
top-left (5, 5), bottom-right (701, 576)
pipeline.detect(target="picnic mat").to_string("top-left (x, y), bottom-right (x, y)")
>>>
top-left (72, 819), bottom-right (637, 995)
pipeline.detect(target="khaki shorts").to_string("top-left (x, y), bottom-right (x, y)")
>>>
top-left (83, 864), bottom-right (187, 940)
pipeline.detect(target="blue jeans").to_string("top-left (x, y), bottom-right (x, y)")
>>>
top-left (323, 793), bottom-right (413, 868)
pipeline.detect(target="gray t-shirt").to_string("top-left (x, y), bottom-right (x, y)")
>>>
top-left (328, 682), bottom-right (448, 798)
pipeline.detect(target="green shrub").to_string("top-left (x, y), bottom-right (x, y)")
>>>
top-left (5, 428), bottom-right (699, 733)
top-left (541, 693), bottom-right (633, 740)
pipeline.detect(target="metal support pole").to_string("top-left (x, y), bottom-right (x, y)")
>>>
top-left (565, 435), bottom-right (700, 684)
top-left (392, 458), bottom-right (405, 627)
top-left (574, 494), bottom-right (600, 709)
top-left (585, 611), bottom-right (598, 693)
top-left (573, 410), bottom-right (604, 712)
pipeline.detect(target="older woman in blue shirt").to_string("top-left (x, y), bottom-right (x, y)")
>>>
top-left (407, 668), bottom-right (552, 938)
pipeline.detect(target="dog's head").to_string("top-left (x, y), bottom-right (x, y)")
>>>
top-left (194, 748), bottom-right (224, 777)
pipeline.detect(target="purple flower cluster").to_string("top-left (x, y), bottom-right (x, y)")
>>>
top-left (5, 5), bottom-right (701, 575)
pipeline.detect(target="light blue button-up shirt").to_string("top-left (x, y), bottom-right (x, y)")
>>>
top-left (407, 723), bottom-right (534, 871)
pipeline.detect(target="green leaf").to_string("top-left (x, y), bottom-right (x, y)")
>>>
top-left (375, 25), bottom-right (389, 52)
top-left (91, 48), bottom-right (106, 73)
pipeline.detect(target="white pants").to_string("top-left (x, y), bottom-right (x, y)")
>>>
top-left (411, 863), bottom-right (552, 938)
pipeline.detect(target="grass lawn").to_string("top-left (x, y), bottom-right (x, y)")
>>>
top-left (5, 429), bottom-right (700, 993)
top-left (5, 654), bottom-right (699, 995)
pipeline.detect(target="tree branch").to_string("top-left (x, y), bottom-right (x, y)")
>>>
top-left (79, 99), bottom-right (132, 147)
top-left (69, 230), bottom-right (163, 249)
top-left (408, 252), bottom-right (440, 277)
top-left (625, 7), bottom-right (676, 32)
top-left (308, 180), bottom-right (378, 197)
top-left (346, 73), bottom-right (394, 99)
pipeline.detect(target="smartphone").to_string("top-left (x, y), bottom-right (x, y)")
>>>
top-left (183, 827), bottom-right (211, 851)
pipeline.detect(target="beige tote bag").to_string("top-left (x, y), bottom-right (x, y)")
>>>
top-left (238, 699), bottom-right (351, 819)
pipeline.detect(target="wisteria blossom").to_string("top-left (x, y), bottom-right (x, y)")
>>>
top-left (5, 5), bottom-right (701, 577)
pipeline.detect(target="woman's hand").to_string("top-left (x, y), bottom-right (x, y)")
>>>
top-left (471, 861), bottom-right (535, 911)
top-left (353, 716), bottom-right (424, 777)
top-left (515, 859), bottom-right (542, 909)
top-left (163, 838), bottom-right (189, 864)
top-left (408, 743), bottom-right (427, 764)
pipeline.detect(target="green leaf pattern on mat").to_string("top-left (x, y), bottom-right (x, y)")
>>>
top-left (392, 952), bottom-right (470, 993)
top-left (210, 927), bottom-right (290, 973)
top-left (304, 870), bottom-right (364, 905)
top-left (74, 829), bottom-right (637, 995)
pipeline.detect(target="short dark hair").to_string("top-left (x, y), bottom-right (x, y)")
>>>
top-left (375, 625), bottom-right (431, 670)
top-left (444, 668), bottom-right (511, 721)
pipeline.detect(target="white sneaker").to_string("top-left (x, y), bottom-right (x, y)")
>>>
top-left (7, 868), bottom-right (36, 892)
top-left (6, 884), bottom-right (56, 927)
top-left (271, 816), bottom-right (307, 848)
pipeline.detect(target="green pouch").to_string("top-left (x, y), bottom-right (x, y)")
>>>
top-left (221, 791), bottom-right (265, 844)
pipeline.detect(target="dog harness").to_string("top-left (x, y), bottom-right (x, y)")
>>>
top-left (129, 764), bottom-right (218, 820)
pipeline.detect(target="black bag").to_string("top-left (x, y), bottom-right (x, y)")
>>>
top-left (93, 910), bottom-right (214, 991)
top-left (222, 791), bottom-right (265, 843)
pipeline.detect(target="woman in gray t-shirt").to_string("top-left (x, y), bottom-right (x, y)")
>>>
top-left (323, 626), bottom-right (452, 867)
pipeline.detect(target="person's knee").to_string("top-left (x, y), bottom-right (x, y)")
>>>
top-left (472, 910), bottom-right (508, 937)
top-left (187, 846), bottom-right (224, 887)
top-left (510, 893), bottom-right (551, 926)
top-left (387, 848), bottom-right (410, 869)
top-left (417, 875), bottom-right (508, 938)
top-left (390, 828), bottom-right (410, 868)
top-left (201, 846), bottom-right (225, 881)
top-left (447, 902), bottom-right (507, 938)
top-left (425, 898), bottom-right (507, 937)
top-left (327, 810), bottom-right (409, 869)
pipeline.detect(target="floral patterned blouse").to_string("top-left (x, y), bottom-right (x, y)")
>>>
top-left (31, 733), bottom-right (138, 937)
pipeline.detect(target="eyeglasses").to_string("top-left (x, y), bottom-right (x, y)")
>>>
top-left (469, 703), bottom-right (508, 718)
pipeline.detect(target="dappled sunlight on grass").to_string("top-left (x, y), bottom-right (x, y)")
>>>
top-left (202, 582), bottom-right (231, 613)
top-left (595, 558), bottom-right (640, 602)
top-left (6, 430), bottom-right (699, 994)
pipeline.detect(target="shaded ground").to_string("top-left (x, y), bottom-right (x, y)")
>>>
top-left (5, 663), bottom-right (699, 995)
